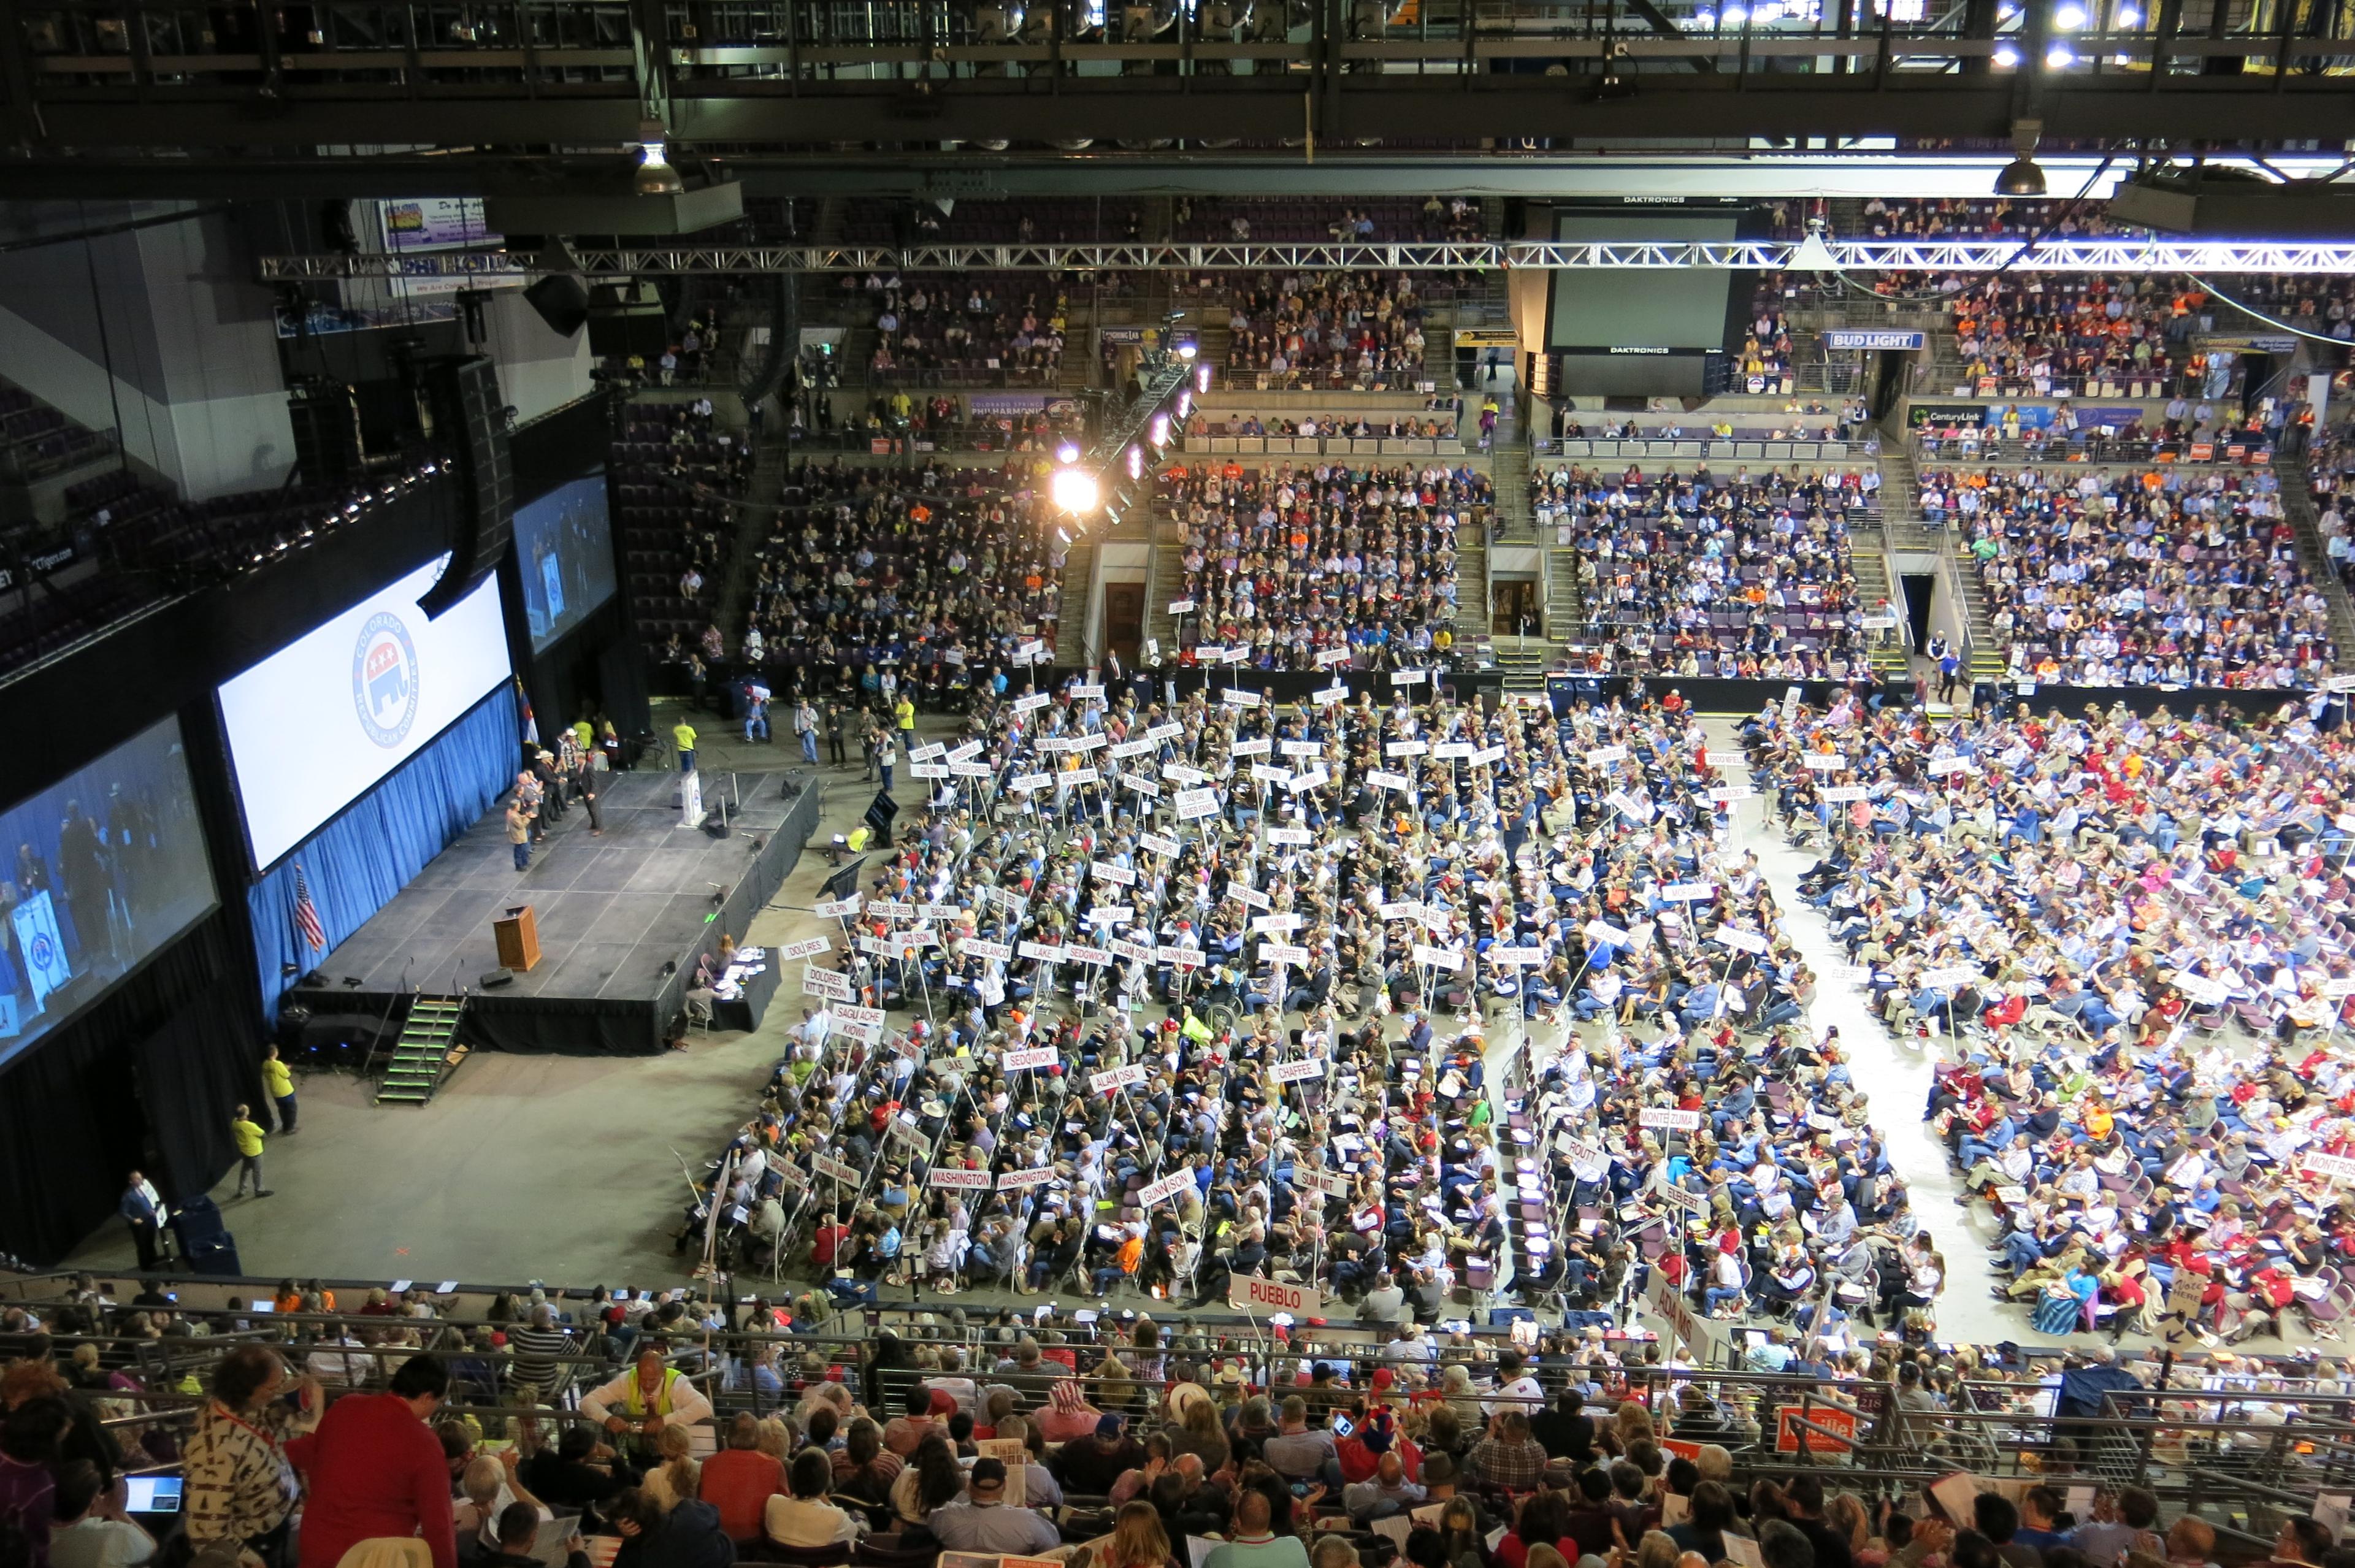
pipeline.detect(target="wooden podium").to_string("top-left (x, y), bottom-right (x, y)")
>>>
top-left (493, 904), bottom-right (542, 972)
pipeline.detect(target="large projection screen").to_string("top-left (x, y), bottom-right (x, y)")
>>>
top-left (516, 473), bottom-right (618, 653)
top-left (218, 556), bottom-right (513, 871)
top-left (0, 717), bottom-right (216, 1072)
top-left (1549, 212), bottom-right (1739, 350)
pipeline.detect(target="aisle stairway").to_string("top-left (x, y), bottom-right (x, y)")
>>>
top-left (1488, 439), bottom-right (1531, 543)
top-left (1492, 639), bottom-right (1548, 692)
top-left (2280, 479), bottom-right (2355, 668)
top-left (375, 996), bottom-right (470, 1106)
top-left (1452, 530), bottom-right (1489, 654)
top-left (1847, 542), bottom-right (1912, 678)
top-left (1543, 545), bottom-right (1585, 644)
top-left (1054, 540), bottom-right (1098, 664)
top-left (716, 430), bottom-right (786, 640)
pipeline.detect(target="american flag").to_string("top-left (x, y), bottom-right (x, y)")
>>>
top-left (293, 863), bottom-right (326, 952)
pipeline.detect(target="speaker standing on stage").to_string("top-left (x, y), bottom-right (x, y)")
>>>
top-left (794, 698), bottom-right (818, 763)
top-left (119, 1171), bottom-right (164, 1271)
top-left (261, 1044), bottom-right (297, 1134)
top-left (673, 717), bottom-right (698, 774)
top-left (505, 800), bottom-right (534, 873)
top-left (231, 1106), bottom-right (273, 1199)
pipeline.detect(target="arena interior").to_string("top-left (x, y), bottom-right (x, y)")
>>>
top-left (2, 31), bottom-right (2355, 1568)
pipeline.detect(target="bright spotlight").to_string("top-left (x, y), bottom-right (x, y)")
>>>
top-left (1149, 411), bottom-right (1171, 448)
top-left (1177, 342), bottom-right (1198, 361)
top-left (1126, 445), bottom-right (1144, 481)
top-left (1055, 440), bottom-right (1081, 464)
top-left (1720, 4), bottom-right (1746, 21)
top-left (634, 120), bottom-right (683, 196)
top-left (1051, 467), bottom-right (1100, 514)
top-left (1992, 42), bottom-right (2021, 64)
top-left (1176, 388), bottom-right (1193, 421)
top-left (1195, 364), bottom-right (1212, 394)
top-left (2054, 1), bottom-right (2085, 23)
top-left (2044, 40), bottom-right (2074, 63)
top-left (2115, 4), bottom-right (2139, 19)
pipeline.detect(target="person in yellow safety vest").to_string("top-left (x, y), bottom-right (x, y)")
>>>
top-left (579, 1348), bottom-right (714, 1460)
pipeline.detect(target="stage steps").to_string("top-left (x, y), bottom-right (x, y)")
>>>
top-left (376, 996), bottom-right (471, 1106)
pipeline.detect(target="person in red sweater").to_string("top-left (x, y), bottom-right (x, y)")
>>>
top-left (288, 1356), bottom-right (456, 1568)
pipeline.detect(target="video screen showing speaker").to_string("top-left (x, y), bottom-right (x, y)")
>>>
top-left (0, 717), bottom-right (218, 1074)
top-left (217, 554), bottom-right (513, 871)
top-left (515, 473), bottom-right (617, 652)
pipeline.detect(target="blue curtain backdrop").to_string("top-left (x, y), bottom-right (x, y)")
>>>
top-left (248, 686), bottom-right (519, 1020)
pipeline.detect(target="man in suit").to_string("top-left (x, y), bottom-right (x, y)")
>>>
top-left (120, 1171), bottom-right (164, 1271)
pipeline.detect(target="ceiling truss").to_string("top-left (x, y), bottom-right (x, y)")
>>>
top-left (255, 239), bottom-right (2355, 278)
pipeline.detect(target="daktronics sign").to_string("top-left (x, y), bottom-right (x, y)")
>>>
top-left (1228, 1275), bottom-right (1323, 1317)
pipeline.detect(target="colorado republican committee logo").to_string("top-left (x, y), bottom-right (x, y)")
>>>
top-left (25, 930), bottom-right (55, 975)
top-left (352, 611), bottom-right (421, 748)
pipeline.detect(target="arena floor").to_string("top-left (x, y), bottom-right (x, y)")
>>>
top-left (62, 710), bottom-right (2231, 1356)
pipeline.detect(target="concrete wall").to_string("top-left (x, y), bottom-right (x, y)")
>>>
top-left (0, 203), bottom-right (293, 501)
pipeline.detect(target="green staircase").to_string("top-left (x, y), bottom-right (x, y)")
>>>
top-left (376, 996), bottom-right (470, 1106)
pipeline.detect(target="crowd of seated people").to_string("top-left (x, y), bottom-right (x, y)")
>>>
top-left (1739, 280), bottom-right (1798, 382)
top-left (1160, 461), bottom-right (1484, 670)
top-left (1945, 278), bottom-right (2203, 394)
top-left (712, 458), bottom-right (1065, 713)
top-left (814, 391), bottom-right (1086, 454)
top-left (1750, 692), bottom-right (2355, 1345)
top-left (665, 671), bottom-right (1935, 1355)
top-left (17, 1258), bottom-right (2353, 1568)
top-left (1926, 462), bottom-right (2335, 688)
top-left (2224, 275), bottom-right (2355, 342)
top-left (853, 275), bottom-right (1069, 387)
top-left (617, 399), bottom-right (748, 665)
top-left (1533, 465), bottom-right (1872, 681)
top-left (1174, 197), bottom-right (1457, 243)
top-left (1185, 402), bottom-right (1461, 443)
top-left (1547, 402), bottom-right (1865, 446)
top-left (1850, 197), bottom-right (2130, 240)
top-left (1222, 273), bottom-right (1429, 392)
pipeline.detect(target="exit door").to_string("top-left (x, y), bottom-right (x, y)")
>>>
top-left (1103, 582), bottom-right (1145, 667)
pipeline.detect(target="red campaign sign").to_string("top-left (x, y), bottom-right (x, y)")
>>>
top-left (1775, 1406), bottom-right (1858, 1454)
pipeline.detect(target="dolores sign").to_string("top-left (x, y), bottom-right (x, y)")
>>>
top-left (1823, 329), bottom-right (1926, 351)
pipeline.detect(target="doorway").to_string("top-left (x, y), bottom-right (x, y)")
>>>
top-left (1103, 581), bottom-right (1144, 667)
top-left (1900, 574), bottom-right (1934, 651)
top-left (1492, 579), bottom-right (1541, 638)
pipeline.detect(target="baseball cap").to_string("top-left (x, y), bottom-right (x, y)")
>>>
top-left (970, 1458), bottom-right (1008, 1491)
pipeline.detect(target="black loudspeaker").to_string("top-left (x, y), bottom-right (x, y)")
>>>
top-left (864, 790), bottom-right (900, 839)
top-left (523, 273), bottom-right (591, 338)
top-left (287, 377), bottom-right (364, 484)
top-left (415, 355), bottom-right (513, 620)
top-left (478, 969), bottom-right (515, 989)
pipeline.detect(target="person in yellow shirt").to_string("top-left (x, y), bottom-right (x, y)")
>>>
top-left (231, 1105), bottom-right (272, 1198)
top-left (261, 1042), bottom-right (298, 1134)
top-left (894, 695), bottom-right (915, 736)
top-left (673, 718), bottom-right (699, 773)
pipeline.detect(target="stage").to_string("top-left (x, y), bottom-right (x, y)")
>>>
top-left (285, 768), bottom-right (824, 1054)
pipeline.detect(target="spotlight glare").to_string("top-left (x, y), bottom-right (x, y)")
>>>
top-left (1055, 440), bottom-right (1081, 464)
top-left (2054, 2), bottom-right (2085, 26)
top-left (1993, 42), bottom-right (2021, 64)
top-left (1721, 4), bottom-right (1746, 21)
top-left (1195, 364), bottom-right (1212, 394)
top-left (2044, 40), bottom-right (2073, 63)
top-left (1149, 411), bottom-right (1171, 449)
top-left (1177, 342), bottom-right (1198, 361)
top-left (1051, 466), bottom-right (1100, 514)
top-left (1126, 445), bottom-right (1144, 481)
top-left (2116, 4), bottom-right (2138, 20)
